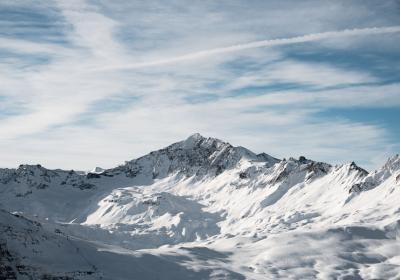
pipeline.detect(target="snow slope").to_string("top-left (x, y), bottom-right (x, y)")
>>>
top-left (0, 134), bottom-right (399, 279)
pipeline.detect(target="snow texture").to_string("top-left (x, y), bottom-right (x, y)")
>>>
top-left (0, 134), bottom-right (399, 279)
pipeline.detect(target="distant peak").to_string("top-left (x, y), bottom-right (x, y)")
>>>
top-left (91, 167), bottom-right (105, 174)
top-left (339, 161), bottom-right (368, 176)
top-left (186, 133), bottom-right (204, 141)
top-left (182, 133), bottom-right (207, 149)
top-left (382, 154), bottom-right (400, 171)
top-left (256, 153), bottom-right (281, 165)
top-left (17, 164), bottom-right (45, 170)
top-left (181, 133), bottom-right (227, 150)
top-left (386, 154), bottom-right (399, 162)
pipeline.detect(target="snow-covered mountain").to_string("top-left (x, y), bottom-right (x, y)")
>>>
top-left (1, 134), bottom-right (399, 279)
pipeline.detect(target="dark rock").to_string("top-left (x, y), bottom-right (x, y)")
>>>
top-left (349, 162), bottom-right (368, 176)
top-left (86, 173), bottom-right (101, 179)
top-left (349, 183), bottom-right (363, 193)
top-left (77, 183), bottom-right (95, 190)
top-left (299, 156), bottom-right (307, 163)
top-left (36, 183), bottom-right (49, 189)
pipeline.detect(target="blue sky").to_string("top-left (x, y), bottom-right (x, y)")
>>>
top-left (0, 0), bottom-right (399, 170)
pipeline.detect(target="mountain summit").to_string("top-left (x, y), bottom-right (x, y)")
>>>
top-left (111, 133), bottom-right (279, 181)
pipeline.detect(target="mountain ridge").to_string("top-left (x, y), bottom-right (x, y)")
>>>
top-left (1, 134), bottom-right (399, 279)
top-left (3, 133), bottom-right (394, 180)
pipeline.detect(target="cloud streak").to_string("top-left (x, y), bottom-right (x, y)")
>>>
top-left (1, 0), bottom-right (399, 171)
top-left (93, 26), bottom-right (400, 71)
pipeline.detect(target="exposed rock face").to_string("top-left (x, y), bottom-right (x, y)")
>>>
top-left (112, 133), bottom-right (280, 180)
top-left (349, 155), bottom-right (400, 193)
top-left (0, 165), bottom-right (95, 194)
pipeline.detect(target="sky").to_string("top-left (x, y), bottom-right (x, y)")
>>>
top-left (0, 0), bottom-right (399, 171)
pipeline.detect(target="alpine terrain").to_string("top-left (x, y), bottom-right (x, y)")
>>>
top-left (1, 133), bottom-right (399, 280)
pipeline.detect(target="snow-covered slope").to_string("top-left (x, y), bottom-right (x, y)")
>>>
top-left (1, 134), bottom-right (399, 279)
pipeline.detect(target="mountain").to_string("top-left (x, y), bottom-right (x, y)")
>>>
top-left (0, 134), bottom-right (399, 280)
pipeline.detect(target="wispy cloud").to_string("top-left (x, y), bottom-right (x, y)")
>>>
top-left (0, 0), bottom-right (399, 171)
top-left (92, 26), bottom-right (400, 71)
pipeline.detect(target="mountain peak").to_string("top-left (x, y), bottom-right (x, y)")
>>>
top-left (348, 155), bottom-right (399, 193)
top-left (186, 132), bottom-right (205, 141)
top-left (181, 133), bottom-right (208, 149)
top-left (178, 133), bottom-right (232, 153)
top-left (338, 161), bottom-right (368, 177)
top-left (118, 134), bottom-right (279, 180)
top-left (383, 154), bottom-right (400, 172)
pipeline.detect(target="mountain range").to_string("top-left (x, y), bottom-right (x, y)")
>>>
top-left (1, 133), bottom-right (399, 279)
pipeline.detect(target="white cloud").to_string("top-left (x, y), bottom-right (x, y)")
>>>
top-left (225, 83), bottom-right (400, 109)
top-left (0, 89), bottom-right (391, 171)
top-left (90, 26), bottom-right (400, 71)
top-left (0, 38), bottom-right (69, 54)
top-left (0, 0), bottom-right (399, 171)
top-left (225, 60), bottom-right (376, 90)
